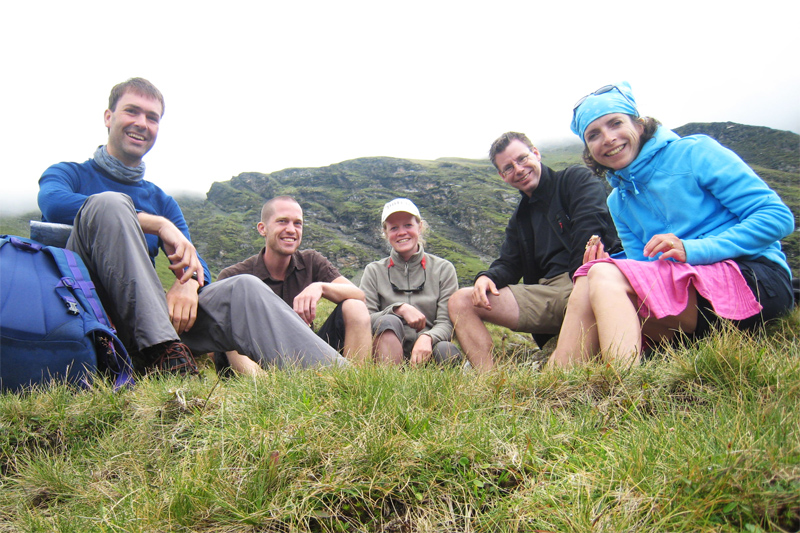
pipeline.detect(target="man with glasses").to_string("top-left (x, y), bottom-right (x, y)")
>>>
top-left (215, 196), bottom-right (372, 374)
top-left (448, 132), bottom-right (622, 371)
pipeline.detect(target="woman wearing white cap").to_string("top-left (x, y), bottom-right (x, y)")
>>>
top-left (360, 198), bottom-right (461, 365)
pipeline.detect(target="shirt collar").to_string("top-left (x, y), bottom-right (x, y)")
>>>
top-left (256, 247), bottom-right (306, 281)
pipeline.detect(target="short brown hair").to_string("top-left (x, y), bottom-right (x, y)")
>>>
top-left (489, 132), bottom-right (535, 170)
top-left (108, 78), bottom-right (165, 117)
top-left (583, 116), bottom-right (661, 177)
top-left (261, 196), bottom-right (301, 223)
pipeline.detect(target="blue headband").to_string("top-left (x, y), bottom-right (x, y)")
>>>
top-left (570, 82), bottom-right (639, 140)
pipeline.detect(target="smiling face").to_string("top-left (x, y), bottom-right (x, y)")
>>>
top-left (494, 140), bottom-right (543, 197)
top-left (584, 113), bottom-right (645, 171)
top-left (259, 199), bottom-right (303, 257)
top-left (104, 90), bottom-right (162, 167)
top-left (384, 211), bottom-right (420, 261)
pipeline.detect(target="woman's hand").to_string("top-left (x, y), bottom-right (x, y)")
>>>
top-left (395, 303), bottom-right (427, 331)
top-left (583, 236), bottom-right (609, 264)
top-left (644, 233), bottom-right (686, 262)
top-left (410, 334), bottom-right (433, 365)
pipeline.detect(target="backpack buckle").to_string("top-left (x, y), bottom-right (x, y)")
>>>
top-left (64, 297), bottom-right (80, 315)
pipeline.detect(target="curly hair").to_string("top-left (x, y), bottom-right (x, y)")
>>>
top-left (582, 116), bottom-right (661, 177)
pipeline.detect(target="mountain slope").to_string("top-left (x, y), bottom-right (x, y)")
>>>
top-left (192, 122), bottom-right (798, 281)
top-left (2, 123), bottom-right (797, 281)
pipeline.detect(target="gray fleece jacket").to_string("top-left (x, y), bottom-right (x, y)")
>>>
top-left (360, 245), bottom-right (458, 345)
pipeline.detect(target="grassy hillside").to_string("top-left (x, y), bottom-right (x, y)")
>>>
top-left (1, 314), bottom-right (798, 531)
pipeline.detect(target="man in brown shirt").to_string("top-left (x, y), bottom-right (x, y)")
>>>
top-left (215, 196), bottom-right (372, 374)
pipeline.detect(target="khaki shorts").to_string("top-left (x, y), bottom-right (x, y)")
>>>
top-left (507, 272), bottom-right (573, 334)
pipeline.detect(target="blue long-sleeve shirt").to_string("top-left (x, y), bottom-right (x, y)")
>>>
top-left (38, 158), bottom-right (211, 282)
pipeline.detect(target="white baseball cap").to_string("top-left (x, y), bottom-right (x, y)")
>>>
top-left (381, 198), bottom-right (421, 224)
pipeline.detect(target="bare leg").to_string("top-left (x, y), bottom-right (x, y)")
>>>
top-left (225, 350), bottom-right (265, 376)
top-left (586, 263), bottom-right (643, 365)
top-left (590, 264), bottom-right (700, 363)
top-left (373, 331), bottom-right (404, 365)
top-left (340, 299), bottom-right (373, 364)
top-left (640, 289), bottom-right (699, 345)
top-left (549, 276), bottom-right (599, 367)
top-left (551, 263), bottom-right (701, 368)
top-left (448, 287), bottom-right (520, 372)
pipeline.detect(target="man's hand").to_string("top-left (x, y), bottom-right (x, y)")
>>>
top-left (293, 283), bottom-right (324, 325)
top-left (161, 226), bottom-right (204, 285)
top-left (410, 334), bottom-right (433, 365)
top-left (138, 212), bottom-right (205, 286)
top-left (471, 275), bottom-right (499, 310)
top-left (395, 303), bottom-right (426, 331)
top-left (166, 278), bottom-right (200, 334)
top-left (644, 233), bottom-right (686, 263)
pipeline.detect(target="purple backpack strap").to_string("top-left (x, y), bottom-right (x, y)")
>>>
top-left (60, 249), bottom-right (134, 389)
top-left (57, 249), bottom-right (113, 330)
top-left (48, 245), bottom-right (134, 390)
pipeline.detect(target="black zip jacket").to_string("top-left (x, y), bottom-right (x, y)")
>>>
top-left (477, 164), bottom-right (622, 288)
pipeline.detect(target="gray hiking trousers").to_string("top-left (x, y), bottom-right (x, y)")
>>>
top-left (67, 192), bottom-right (346, 369)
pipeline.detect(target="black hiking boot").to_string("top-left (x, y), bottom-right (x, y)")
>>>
top-left (147, 342), bottom-right (200, 377)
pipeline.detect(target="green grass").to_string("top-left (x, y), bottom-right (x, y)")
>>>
top-left (0, 211), bottom-right (39, 239)
top-left (1, 310), bottom-right (798, 532)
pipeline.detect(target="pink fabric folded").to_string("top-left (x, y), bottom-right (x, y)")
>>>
top-left (573, 258), bottom-right (762, 320)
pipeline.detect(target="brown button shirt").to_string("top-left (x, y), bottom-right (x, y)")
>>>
top-left (217, 248), bottom-right (341, 307)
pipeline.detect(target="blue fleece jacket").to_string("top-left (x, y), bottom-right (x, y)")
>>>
top-left (605, 127), bottom-right (794, 276)
top-left (38, 158), bottom-right (212, 282)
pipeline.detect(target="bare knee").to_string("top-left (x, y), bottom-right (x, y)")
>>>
top-left (585, 263), bottom-right (634, 300)
top-left (341, 299), bottom-right (370, 326)
top-left (449, 288), bottom-right (474, 316)
top-left (373, 330), bottom-right (403, 364)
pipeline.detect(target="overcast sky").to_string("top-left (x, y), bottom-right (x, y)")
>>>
top-left (2, 1), bottom-right (798, 215)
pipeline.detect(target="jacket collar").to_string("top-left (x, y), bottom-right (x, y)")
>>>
top-left (524, 164), bottom-right (554, 205)
top-left (606, 126), bottom-right (680, 197)
top-left (389, 243), bottom-right (425, 267)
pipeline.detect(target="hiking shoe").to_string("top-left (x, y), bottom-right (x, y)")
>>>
top-left (151, 342), bottom-right (199, 376)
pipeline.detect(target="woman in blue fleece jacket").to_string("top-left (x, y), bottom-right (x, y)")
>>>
top-left (549, 82), bottom-right (794, 367)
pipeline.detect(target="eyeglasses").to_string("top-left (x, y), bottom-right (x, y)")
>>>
top-left (500, 153), bottom-right (531, 179)
top-left (388, 260), bottom-right (426, 293)
top-left (572, 84), bottom-right (637, 111)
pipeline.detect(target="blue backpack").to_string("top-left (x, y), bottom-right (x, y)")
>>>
top-left (0, 235), bottom-right (133, 391)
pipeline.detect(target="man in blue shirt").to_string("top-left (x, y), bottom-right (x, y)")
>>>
top-left (39, 78), bottom-right (347, 374)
